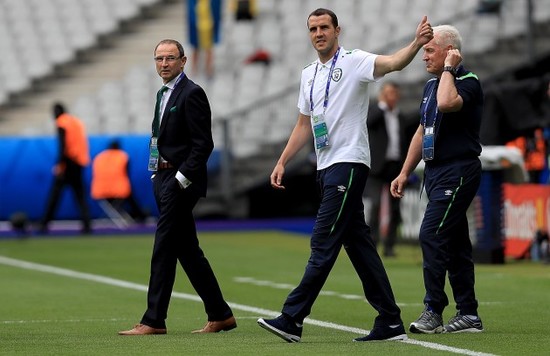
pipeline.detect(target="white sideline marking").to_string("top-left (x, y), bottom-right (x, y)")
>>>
top-left (234, 276), bottom-right (364, 301)
top-left (234, 276), bottom-right (504, 307)
top-left (0, 256), bottom-right (496, 356)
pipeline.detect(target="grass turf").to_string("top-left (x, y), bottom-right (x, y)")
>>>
top-left (0, 231), bottom-right (549, 355)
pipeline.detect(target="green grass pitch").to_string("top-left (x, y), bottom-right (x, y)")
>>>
top-left (0, 230), bottom-right (549, 355)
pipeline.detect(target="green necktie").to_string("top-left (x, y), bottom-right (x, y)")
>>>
top-left (152, 86), bottom-right (168, 137)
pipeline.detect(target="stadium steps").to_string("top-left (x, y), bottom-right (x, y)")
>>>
top-left (215, 18), bottom-right (550, 218)
top-left (0, 0), bottom-right (183, 136)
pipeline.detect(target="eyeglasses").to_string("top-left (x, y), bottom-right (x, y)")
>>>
top-left (154, 56), bottom-right (181, 63)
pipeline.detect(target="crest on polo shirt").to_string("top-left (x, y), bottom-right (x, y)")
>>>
top-left (332, 68), bottom-right (342, 82)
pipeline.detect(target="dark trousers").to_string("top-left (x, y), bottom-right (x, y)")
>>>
top-left (420, 159), bottom-right (481, 316)
top-left (364, 160), bottom-right (402, 253)
top-left (141, 169), bottom-right (232, 329)
top-left (282, 163), bottom-right (402, 326)
top-left (41, 160), bottom-right (91, 231)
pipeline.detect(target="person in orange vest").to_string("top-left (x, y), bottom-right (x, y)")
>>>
top-left (506, 128), bottom-right (547, 183)
top-left (39, 102), bottom-right (91, 234)
top-left (91, 140), bottom-right (146, 222)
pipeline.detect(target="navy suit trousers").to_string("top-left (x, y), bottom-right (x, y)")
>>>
top-left (141, 168), bottom-right (232, 328)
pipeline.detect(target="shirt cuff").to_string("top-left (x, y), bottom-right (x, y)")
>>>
top-left (175, 171), bottom-right (192, 189)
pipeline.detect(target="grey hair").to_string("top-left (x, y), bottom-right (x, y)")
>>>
top-left (433, 25), bottom-right (462, 51)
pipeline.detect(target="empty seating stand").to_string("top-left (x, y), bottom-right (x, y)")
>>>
top-left (2, 0), bottom-right (548, 161)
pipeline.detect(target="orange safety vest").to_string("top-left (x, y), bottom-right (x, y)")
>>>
top-left (506, 128), bottom-right (546, 171)
top-left (56, 113), bottom-right (90, 166)
top-left (91, 149), bottom-right (132, 200)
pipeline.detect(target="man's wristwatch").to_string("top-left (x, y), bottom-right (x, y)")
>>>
top-left (443, 66), bottom-right (458, 76)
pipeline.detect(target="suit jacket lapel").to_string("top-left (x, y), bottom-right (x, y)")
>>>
top-left (159, 74), bottom-right (188, 136)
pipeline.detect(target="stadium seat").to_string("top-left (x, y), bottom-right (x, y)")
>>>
top-left (534, 0), bottom-right (550, 22)
top-left (111, 0), bottom-right (141, 22)
top-left (0, 0), bottom-right (164, 106)
top-left (1, 0), bottom-right (544, 164)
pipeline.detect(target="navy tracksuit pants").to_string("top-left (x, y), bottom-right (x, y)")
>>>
top-left (420, 158), bottom-right (481, 316)
top-left (281, 162), bottom-right (402, 327)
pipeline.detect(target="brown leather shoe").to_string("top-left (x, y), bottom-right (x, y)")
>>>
top-left (118, 324), bottom-right (167, 335)
top-left (192, 316), bottom-right (237, 333)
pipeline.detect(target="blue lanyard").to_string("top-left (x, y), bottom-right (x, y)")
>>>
top-left (162, 72), bottom-right (185, 104)
top-left (173, 71), bottom-right (184, 88)
top-left (309, 47), bottom-right (341, 115)
top-left (152, 72), bottom-right (185, 138)
top-left (422, 80), bottom-right (439, 127)
top-left (164, 72), bottom-right (184, 100)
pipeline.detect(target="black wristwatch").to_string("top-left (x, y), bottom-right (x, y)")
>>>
top-left (443, 66), bottom-right (458, 76)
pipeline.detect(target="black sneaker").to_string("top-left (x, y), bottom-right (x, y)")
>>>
top-left (409, 305), bottom-right (444, 334)
top-left (354, 324), bottom-right (408, 342)
top-left (257, 315), bottom-right (302, 343)
top-left (444, 314), bottom-right (484, 333)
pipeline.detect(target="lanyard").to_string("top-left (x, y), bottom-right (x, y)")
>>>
top-left (422, 80), bottom-right (439, 128)
top-left (153, 72), bottom-right (185, 137)
top-left (309, 47), bottom-right (341, 115)
top-left (160, 72), bottom-right (184, 111)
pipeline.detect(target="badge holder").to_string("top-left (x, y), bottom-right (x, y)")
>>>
top-left (422, 126), bottom-right (434, 161)
top-left (313, 114), bottom-right (329, 149)
top-left (148, 137), bottom-right (159, 171)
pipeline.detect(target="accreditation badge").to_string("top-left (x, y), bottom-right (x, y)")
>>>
top-left (313, 114), bottom-right (329, 149)
top-left (422, 126), bottom-right (435, 161)
top-left (148, 137), bottom-right (159, 171)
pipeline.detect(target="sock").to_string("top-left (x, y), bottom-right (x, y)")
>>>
top-left (426, 304), bottom-right (440, 315)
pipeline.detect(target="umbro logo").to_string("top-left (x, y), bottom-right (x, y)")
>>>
top-left (337, 185), bottom-right (347, 192)
top-left (444, 190), bottom-right (453, 196)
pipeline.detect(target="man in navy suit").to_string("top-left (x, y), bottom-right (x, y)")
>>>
top-left (119, 39), bottom-right (236, 335)
top-left (364, 82), bottom-right (413, 257)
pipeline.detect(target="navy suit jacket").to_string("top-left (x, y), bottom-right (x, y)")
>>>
top-left (157, 74), bottom-right (214, 197)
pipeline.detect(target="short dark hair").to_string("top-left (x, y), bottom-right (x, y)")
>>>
top-left (307, 8), bottom-right (338, 28)
top-left (154, 39), bottom-right (185, 58)
top-left (109, 140), bottom-right (121, 150)
top-left (53, 102), bottom-right (66, 118)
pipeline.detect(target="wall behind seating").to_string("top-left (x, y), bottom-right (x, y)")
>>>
top-left (0, 135), bottom-right (221, 221)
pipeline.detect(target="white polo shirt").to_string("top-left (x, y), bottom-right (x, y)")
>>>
top-left (298, 47), bottom-right (380, 170)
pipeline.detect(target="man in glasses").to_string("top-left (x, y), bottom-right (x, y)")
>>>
top-left (119, 39), bottom-right (236, 336)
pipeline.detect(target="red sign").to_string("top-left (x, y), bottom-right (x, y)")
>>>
top-left (503, 184), bottom-right (550, 258)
